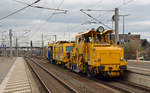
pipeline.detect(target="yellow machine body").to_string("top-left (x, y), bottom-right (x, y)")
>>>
top-left (45, 46), bottom-right (48, 59)
top-left (45, 43), bottom-right (53, 59)
top-left (68, 30), bottom-right (127, 77)
top-left (53, 41), bottom-right (73, 65)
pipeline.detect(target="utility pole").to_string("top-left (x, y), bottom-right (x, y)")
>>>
top-left (30, 41), bottom-right (32, 56)
top-left (9, 29), bottom-right (13, 58)
top-left (42, 33), bottom-right (44, 57)
top-left (16, 38), bottom-right (18, 57)
top-left (123, 16), bottom-right (125, 37)
top-left (1, 31), bottom-right (6, 56)
top-left (54, 35), bottom-right (57, 42)
top-left (119, 14), bottom-right (130, 43)
top-left (115, 8), bottom-right (119, 44)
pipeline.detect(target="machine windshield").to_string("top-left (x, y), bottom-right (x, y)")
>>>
top-left (84, 33), bottom-right (112, 44)
top-left (84, 34), bottom-right (102, 44)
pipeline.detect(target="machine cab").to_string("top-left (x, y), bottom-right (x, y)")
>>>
top-left (75, 28), bottom-right (114, 51)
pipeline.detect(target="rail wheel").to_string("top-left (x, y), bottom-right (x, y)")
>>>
top-left (62, 63), bottom-right (66, 68)
top-left (85, 65), bottom-right (95, 78)
top-left (50, 59), bottom-right (53, 64)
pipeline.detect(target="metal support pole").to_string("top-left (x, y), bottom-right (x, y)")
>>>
top-left (120, 14), bottom-right (130, 43)
top-left (115, 8), bottom-right (119, 44)
top-left (54, 35), bottom-right (57, 42)
top-left (123, 16), bottom-right (125, 40)
top-left (16, 38), bottom-right (18, 57)
top-left (30, 41), bottom-right (32, 56)
top-left (1, 31), bottom-right (6, 57)
top-left (42, 33), bottom-right (44, 57)
top-left (112, 20), bottom-right (114, 30)
top-left (5, 45), bottom-right (7, 57)
top-left (1, 32), bottom-right (4, 56)
top-left (9, 29), bottom-right (13, 58)
top-left (136, 49), bottom-right (139, 64)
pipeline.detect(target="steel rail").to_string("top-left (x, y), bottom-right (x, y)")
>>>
top-left (28, 56), bottom-right (150, 93)
top-left (93, 78), bottom-right (150, 93)
top-left (26, 57), bottom-right (78, 93)
top-left (31, 56), bottom-right (131, 93)
top-left (92, 78), bottom-right (131, 93)
top-left (24, 57), bottom-right (51, 93)
top-left (117, 80), bottom-right (150, 92)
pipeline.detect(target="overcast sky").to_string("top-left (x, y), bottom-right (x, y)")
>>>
top-left (0, 0), bottom-right (150, 46)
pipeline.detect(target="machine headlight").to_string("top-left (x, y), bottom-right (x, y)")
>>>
top-left (120, 57), bottom-right (123, 61)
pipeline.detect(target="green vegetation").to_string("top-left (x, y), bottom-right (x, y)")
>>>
top-left (141, 39), bottom-right (149, 49)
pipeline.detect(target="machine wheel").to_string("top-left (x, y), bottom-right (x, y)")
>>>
top-left (51, 60), bottom-right (54, 64)
top-left (62, 63), bottom-right (66, 68)
top-left (88, 69), bottom-right (95, 78)
top-left (50, 59), bottom-right (53, 64)
top-left (52, 60), bottom-right (56, 65)
top-left (85, 65), bottom-right (95, 78)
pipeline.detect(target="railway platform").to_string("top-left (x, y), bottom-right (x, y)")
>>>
top-left (127, 60), bottom-right (150, 75)
top-left (123, 60), bottom-right (150, 88)
top-left (0, 57), bottom-right (39, 93)
top-left (0, 57), bottom-right (16, 84)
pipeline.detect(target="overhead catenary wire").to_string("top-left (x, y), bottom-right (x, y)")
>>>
top-left (2, 0), bottom-right (134, 44)
top-left (55, 0), bottom-right (105, 39)
top-left (28, 0), bottom-right (66, 41)
top-left (66, 1), bottom-right (112, 37)
top-left (0, 0), bottom-right (41, 21)
top-left (80, 9), bottom-right (112, 29)
top-left (12, 0), bottom-right (67, 12)
top-left (9, 0), bottom-right (67, 44)
top-left (117, 0), bottom-right (135, 8)
top-left (81, 9), bottom-right (114, 12)
top-left (45, 0), bottom-right (65, 22)
top-left (81, 11), bottom-right (114, 26)
top-left (80, 0), bottom-right (134, 30)
top-left (80, 0), bottom-right (115, 28)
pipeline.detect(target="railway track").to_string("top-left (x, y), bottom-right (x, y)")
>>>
top-left (94, 78), bottom-right (150, 93)
top-left (27, 56), bottom-right (150, 93)
top-left (25, 57), bottom-right (78, 93)
top-left (27, 57), bottom-right (117, 93)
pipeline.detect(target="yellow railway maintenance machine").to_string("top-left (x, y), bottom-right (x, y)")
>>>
top-left (53, 41), bottom-right (73, 66)
top-left (68, 27), bottom-right (127, 77)
top-left (46, 43), bottom-right (53, 63)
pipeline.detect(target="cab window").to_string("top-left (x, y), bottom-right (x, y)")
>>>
top-left (66, 46), bottom-right (73, 52)
top-left (97, 34), bottom-right (101, 43)
top-left (78, 37), bottom-right (81, 44)
top-left (76, 37), bottom-right (81, 44)
top-left (84, 35), bottom-right (92, 43)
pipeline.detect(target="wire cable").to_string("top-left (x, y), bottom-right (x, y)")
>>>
top-left (0, 0), bottom-right (41, 21)
top-left (12, 0), bottom-right (67, 11)
top-left (80, 9), bottom-right (112, 29)
top-left (29, 0), bottom-right (66, 40)
top-left (117, 0), bottom-right (134, 8)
